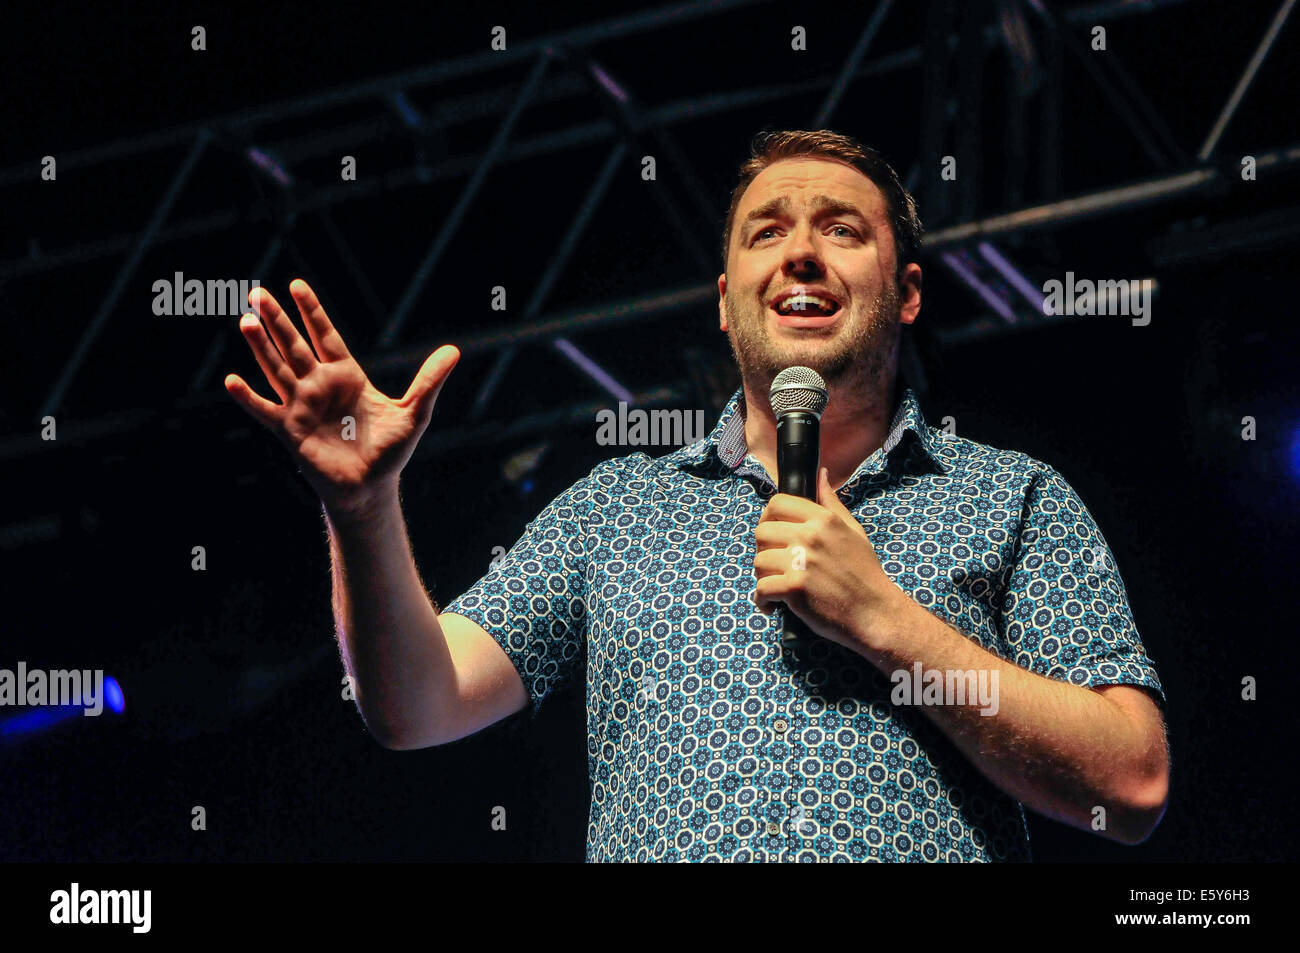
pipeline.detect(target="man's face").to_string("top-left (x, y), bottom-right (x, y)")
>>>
top-left (718, 157), bottom-right (919, 393)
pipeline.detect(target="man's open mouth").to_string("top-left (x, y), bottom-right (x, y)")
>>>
top-left (772, 293), bottom-right (840, 317)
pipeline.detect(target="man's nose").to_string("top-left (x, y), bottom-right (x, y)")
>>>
top-left (782, 223), bottom-right (824, 274)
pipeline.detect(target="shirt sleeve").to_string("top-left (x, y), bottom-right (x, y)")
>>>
top-left (440, 466), bottom-right (597, 721)
top-left (999, 464), bottom-right (1166, 706)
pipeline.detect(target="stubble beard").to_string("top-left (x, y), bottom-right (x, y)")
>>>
top-left (724, 279), bottom-right (902, 395)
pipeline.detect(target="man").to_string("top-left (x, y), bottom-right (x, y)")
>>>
top-left (225, 129), bottom-right (1169, 862)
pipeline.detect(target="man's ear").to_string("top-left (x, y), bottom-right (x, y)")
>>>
top-left (717, 272), bottom-right (729, 331)
top-left (899, 262), bottom-right (922, 326)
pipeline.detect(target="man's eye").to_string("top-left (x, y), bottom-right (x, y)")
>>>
top-left (754, 227), bottom-right (776, 242)
top-left (830, 225), bottom-right (856, 238)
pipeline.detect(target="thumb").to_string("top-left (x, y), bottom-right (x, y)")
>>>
top-left (402, 344), bottom-right (460, 420)
top-left (817, 466), bottom-right (852, 520)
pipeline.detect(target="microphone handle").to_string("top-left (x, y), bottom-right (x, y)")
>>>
top-left (774, 412), bottom-right (820, 648)
top-left (775, 412), bottom-right (820, 497)
top-left (780, 611), bottom-right (817, 649)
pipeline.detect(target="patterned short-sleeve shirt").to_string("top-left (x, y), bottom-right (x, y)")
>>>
top-left (443, 386), bottom-right (1165, 862)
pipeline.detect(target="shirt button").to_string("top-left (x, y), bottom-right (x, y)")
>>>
top-left (774, 718), bottom-right (788, 734)
top-left (768, 821), bottom-right (782, 836)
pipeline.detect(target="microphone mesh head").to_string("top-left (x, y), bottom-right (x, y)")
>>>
top-left (769, 366), bottom-right (829, 417)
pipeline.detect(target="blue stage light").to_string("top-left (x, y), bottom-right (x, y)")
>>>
top-left (0, 673), bottom-right (125, 740)
top-left (0, 706), bottom-right (72, 737)
top-left (1287, 423), bottom-right (1300, 483)
top-left (105, 676), bottom-right (125, 713)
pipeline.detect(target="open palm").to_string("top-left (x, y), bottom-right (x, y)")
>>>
top-left (224, 279), bottom-right (458, 511)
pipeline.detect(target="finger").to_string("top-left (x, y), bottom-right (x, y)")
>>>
top-left (754, 576), bottom-right (790, 612)
top-left (759, 492), bottom-right (823, 523)
top-left (238, 313), bottom-right (297, 402)
top-left (249, 286), bottom-right (318, 377)
top-left (754, 521), bottom-right (800, 548)
top-left (289, 278), bottom-right (353, 363)
top-left (224, 372), bottom-right (285, 430)
top-left (753, 549), bottom-right (794, 576)
top-left (401, 345), bottom-right (460, 423)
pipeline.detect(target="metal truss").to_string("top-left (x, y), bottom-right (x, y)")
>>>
top-left (4, 0), bottom-right (1293, 462)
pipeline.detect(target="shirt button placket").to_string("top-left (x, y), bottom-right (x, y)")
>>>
top-left (770, 716), bottom-right (792, 861)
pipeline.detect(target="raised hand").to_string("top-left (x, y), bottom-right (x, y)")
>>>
top-left (224, 279), bottom-right (458, 515)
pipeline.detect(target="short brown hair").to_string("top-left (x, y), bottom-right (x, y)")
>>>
top-left (721, 129), bottom-right (922, 280)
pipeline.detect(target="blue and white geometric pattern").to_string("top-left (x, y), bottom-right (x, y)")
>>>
top-left (443, 387), bottom-right (1165, 862)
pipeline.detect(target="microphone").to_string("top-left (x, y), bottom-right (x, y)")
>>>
top-left (768, 366), bottom-right (829, 649)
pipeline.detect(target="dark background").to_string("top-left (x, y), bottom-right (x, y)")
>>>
top-left (2, 0), bottom-right (1297, 861)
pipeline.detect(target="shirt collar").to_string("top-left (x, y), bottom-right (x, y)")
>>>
top-left (668, 383), bottom-right (953, 486)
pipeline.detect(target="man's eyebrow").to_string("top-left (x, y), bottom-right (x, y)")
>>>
top-left (809, 195), bottom-right (870, 222)
top-left (741, 196), bottom-right (791, 238)
top-left (740, 195), bottom-right (871, 241)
